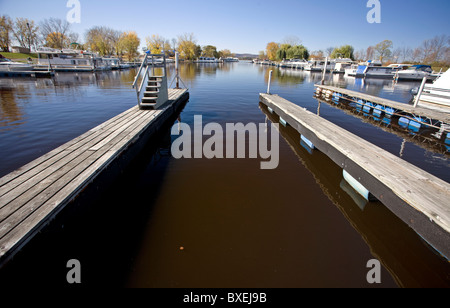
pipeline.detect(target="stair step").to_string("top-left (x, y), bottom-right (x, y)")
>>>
top-left (141, 97), bottom-right (158, 103)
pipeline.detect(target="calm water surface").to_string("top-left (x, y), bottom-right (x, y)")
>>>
top-left (0, 63), bottom-right (449, 288)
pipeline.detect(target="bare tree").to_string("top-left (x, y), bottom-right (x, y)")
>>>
top-left (40, 18), bottom-right (72, 49)
top-left (421, 35), bottom-right (448, 63)
top-left (0, 15), bottom-right (13, 52)
top-left (282, 35), bottom-right (302, 46)
top-left (12, 18), bottom-right (39, 50)
top-left (366, 46), bottom-right (375, 60)
top-left (325, 47), bottom-right (335, 58)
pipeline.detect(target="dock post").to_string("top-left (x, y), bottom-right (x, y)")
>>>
top-left (321, 57), bottom-right (328, 85)
top-left (413, 77), bottom-right (427, 108)
top-left (267, 70), bottom-right (273, 94)
top-left (175, 52), bottom-right (180, 89)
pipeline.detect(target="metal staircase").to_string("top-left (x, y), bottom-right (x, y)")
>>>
top-left (132, 52), bottom-right (169, 109)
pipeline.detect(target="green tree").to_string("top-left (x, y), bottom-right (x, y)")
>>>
top-left (330, 45), bottom-right (355, 60)
top-left (286, 45), bottom-right (309, 60)
top-left (202, 45), bottom-right (218, 58)
top-left (374, 40), bottom-right (393, 62)
top-left (276, 44), bottom-right (291, 60)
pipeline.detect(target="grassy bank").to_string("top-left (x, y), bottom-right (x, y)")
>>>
top-left (0, 52), bottom-right (38, 63)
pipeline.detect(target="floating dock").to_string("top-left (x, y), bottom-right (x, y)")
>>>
top-left (0, 88), bottom-right (189, 267)
top-left (315, 85), bottom-right (450, 125)
top-left (259, 93), bottom-right (450, 260)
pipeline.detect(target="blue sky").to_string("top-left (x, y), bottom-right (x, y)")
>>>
top-left (1, 0), bottom-right (449, 54)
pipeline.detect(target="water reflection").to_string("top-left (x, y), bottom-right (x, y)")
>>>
top-left (260, 103), bottom-right (450, 287)
top-left (0, 85), bottom-right (25, 132)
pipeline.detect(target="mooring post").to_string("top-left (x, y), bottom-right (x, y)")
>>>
top-left (175, 51), bottom-right (180, 89)
top-left (267, 70), bottom-right (273, 94)
top-left (321, 57), bottom-right (328, 84)
top-left (414, 76), bottom-right (427, 108)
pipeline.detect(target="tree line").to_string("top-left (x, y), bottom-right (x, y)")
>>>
top-left (0, 15), bottom-right (235, 62)
top-left (260, 36), bottom-right (449, 67)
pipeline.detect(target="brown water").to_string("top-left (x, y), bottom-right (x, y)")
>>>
top-left (0, 63), bottom-right (449, 288)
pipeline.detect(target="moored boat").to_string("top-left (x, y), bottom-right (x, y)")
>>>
top-left (0, 56), bottom-right (34, 72)
top-left (396, 65), bottom-right (434, 81)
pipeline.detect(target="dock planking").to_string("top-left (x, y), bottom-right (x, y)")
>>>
top-left (315, 84), bottom-right (450, 124)
top-left (260, 93), bottom-right (450, 259)
top-left (0, 88), bottom-right (188, 266)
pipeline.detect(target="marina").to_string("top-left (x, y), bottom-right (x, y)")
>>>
top-left (0, 61), bottom-right (449, 287)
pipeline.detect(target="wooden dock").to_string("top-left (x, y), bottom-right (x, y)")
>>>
top-left (259, 93), bottom-right (450, 260)
top-left (315, 84), bottom-right (450, 125)
top-left (0, 88), bottom-right (189, 267)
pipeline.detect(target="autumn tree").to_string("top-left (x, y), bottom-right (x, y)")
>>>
top-left (12, 18), bottom-right (39, 51)
top-left (45, 32), bottom-right (70, 49)
top-left (374, 40), bottom-right (393, 62)
top-left (0, 15), bottom-right (13, 51)
top-left (121, 31), bottom-right (140, 61)
top-left (266, 42), bottom-right (279, 61)
top-left (219, 49), bottom-right (232, 58)
top-left (146, 34), bottom-right (171, 55)
top-left (40, 18), bottom-right (73, 49)
top-left (177, 33), bottom-right (199, 60)
top-left (85, 26), bottom-right (122, 56)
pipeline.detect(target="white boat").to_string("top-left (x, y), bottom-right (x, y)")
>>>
top-left (414, 69), bottom-right (450, 111)
top-left (279, 59), bottom-right (308, 69)
top-left (194, 57), bottom-right (223, 63)
top-left (345, 64), bottom-right (359, 77)
top-left (0, 57), bottom-right (34, 72)
top-left (34, 47), bottom-right (111, 71)
top-left (304, 59), bottom-right (335, 72)
top-left (395, 65), bottom-right (434, 81)
top-left (222, 57), bottom-right (239, 62)
top-left (387, 63), bottom-right (412, 71)
top-left (353, 60), bottom-right (395, 79)
top-left (333, 59), bottom-right (355, 74)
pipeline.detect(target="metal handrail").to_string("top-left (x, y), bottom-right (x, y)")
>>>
top-left (132, 53), bottom-right (148, 89)
top-left (132, 51), bottom-right (167, 106)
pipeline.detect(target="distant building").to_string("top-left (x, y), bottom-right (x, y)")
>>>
top-left (11, 46), bottom-right (30, 54)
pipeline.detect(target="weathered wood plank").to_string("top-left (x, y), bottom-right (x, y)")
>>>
top-left (0, 106), bottom-right (139, 189)
top-left (0, 109), bottom-right (151, 206)
top-left (0, 110), bottom-right (154, 223)
top-left (260, 93), bottom-right (450, 233)
top-left (0, 89), bottom-right (188, 263)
